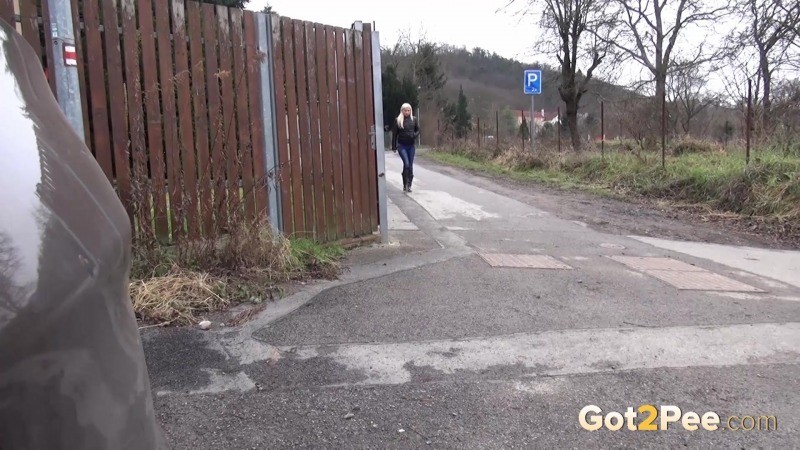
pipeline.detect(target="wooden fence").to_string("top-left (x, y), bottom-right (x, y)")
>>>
top-left (1, 0), bottom-right (381, 244)
top-left (270, 17), bottom-right (378, 241)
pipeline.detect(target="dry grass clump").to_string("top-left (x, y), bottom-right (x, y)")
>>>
top-left (130, 266), bottom-right (229, 326)
top-left (130, 219), bottom-right (345, 327)
top-left (492, 146), bottom-right (548, 170)
top-left (671, 137), bottom-right (722, 156)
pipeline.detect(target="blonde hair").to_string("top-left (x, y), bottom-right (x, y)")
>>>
top-left (396, 103), bottom-right (413, 128)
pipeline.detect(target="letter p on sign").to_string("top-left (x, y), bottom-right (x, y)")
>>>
top-left (524, 69), bottom-right (541, 95)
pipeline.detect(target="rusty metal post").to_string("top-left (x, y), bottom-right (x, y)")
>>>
top-left (601, 101), bottom-right (605, 161)
top-left (477, 116), bottom-right (481, 148)
top-left (746, 78), bottom-right (752, 165)
top-left (495, 110), bottom-right (499, 153)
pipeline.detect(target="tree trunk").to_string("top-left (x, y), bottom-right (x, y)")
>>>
top-left (565, 98), bottom-right (582, 152)
top-left (655, 76), bottom-right (667, 113)
top-left (759, 53), bottom-right (771, 131)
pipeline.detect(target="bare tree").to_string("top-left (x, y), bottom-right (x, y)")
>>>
top-left (732, 0), bottom-right (799, 130)
top-left (516, 0), bottom-right (614, 151)
top-left (614, 95), bottom-right (662, 157)
top-left (667, 63), bottom-right (718, 135)
top-left (607, 0), bottom-right (729, 103)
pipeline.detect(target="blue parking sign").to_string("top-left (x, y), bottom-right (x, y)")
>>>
top-left (524, 69), bottom-right (542, 94)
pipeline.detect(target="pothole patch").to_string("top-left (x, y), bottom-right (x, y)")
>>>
top-left (608, 256), bottom-right (765, 292)
top-left (479, 253), bottom-right (573, 269)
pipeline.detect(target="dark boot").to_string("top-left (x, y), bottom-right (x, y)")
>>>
top-left (401, 170), bottom-right (408, 192)
top-left (407, 172), bottom-right (413, 192)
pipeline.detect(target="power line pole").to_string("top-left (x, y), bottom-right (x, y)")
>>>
top-left (46, 0), bottom-right (85, 140)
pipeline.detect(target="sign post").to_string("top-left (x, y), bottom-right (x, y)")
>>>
top-left (523, 69), bottom-right (542, 153)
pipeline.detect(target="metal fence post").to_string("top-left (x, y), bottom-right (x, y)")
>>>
top-left (256, 12), bottom-right (282, 233)
top-left (45, 0), bottom-right (84, 140)
top-left (600, 101), bottom-right (604, 160)
top-left (495, 110), bottom-right (499, 153)
top-left (746, 78), bottom-right (752, 165)
top-left (371, 29), bottom-right (388, 244)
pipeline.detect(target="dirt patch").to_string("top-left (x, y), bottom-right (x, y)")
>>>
top-left (419, 152), bottom-right (799, 250)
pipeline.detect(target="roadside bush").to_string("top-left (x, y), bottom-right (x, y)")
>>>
top-left (671, 138), bottom-right (719, 156)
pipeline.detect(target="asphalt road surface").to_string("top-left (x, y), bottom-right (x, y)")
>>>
top-left (145, 150), bottom-right (800, 448)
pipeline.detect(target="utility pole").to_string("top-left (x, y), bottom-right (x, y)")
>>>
top-left (46, 0), bottom-right (85, 140)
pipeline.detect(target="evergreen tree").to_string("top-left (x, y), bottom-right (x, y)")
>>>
top-left (500, 107), bottom-right (518, 137)
top-left (381, 65), bottom-right (418, 128)
top-left (453, 85), bottom-right (471, 138)
top-left (400, 74), bottom-right (419, 115)
top-left (381, 65), bottom-right (402, 128)
top-left (414, 42), bottom-right (447, 96)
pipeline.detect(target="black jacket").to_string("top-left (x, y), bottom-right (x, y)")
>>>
top-left (391, 116), bottom-right (419, 149)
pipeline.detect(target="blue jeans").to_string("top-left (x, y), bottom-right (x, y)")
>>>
top-left (398, 143), bottom-right (415, 187)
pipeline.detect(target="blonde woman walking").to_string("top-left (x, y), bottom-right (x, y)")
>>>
top-left (391, 103), bottom-right (420, 192)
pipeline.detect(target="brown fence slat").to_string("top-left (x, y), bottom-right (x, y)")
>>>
top-left (172, 0), bottom-right (198, 238)
top-left (293, 19), bottom-right (314, 237)
top-left (187, 0), bottom-right (211, 234)
top-left (102, 0), bottom-right (132, 221)
top-left (155, 0), bottom-right (181, 239)
top-left (230, 8), bottom-right (255, 222)
top-left (353, 27), bottom-right (369, 236)
top-left (39, 0), bottom-right (57, 95)
top-left (18, 0), bottom-right (41, 60)
top-left (315, 24), bottom-right (335, 240)
top-left (81, 0), bottom-right (113, 179)
top-left (121, 0), bottom-right (147, 235)
top-left (304, 21), bottom-right (324, 240)
top-left (244, 11), bottom-right (267, 222)
top-left (344, 29), bottom-right (363, 237)
top-left (0, 0), bottom-right (14, 27)
top-left (362, 24), bottom-right (378, 233)
top-left (216, 5), bottom-right (239, 227)
top-left (272, 16), bottom-right (293, 233)
top-left (281, 17), bottom-right (303, 235)
top-left (137, 0), bottom-right (168, 238)
top-left (336, 28), bottom-right (354, 237)
top-left (326, 26), bottom-right (345, 240)
top-left (202, 2), bottom-right (224, 233)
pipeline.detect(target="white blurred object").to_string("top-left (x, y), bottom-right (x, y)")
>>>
top-left (198, 320), bottom-right (212, 330)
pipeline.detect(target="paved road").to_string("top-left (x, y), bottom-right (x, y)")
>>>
top-left (146, 151), bottom-right (800, 448)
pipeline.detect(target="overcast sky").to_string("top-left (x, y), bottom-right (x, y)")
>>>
top-left (247, 0), bottom-right (541, 63)
top-left (246, 0), bottom-right (779, 97)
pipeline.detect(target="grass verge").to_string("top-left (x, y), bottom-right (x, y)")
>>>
top-left (427, 140), bottom-right (800, 241)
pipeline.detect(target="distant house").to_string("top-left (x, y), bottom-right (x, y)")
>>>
top-left (515, 109), bottom-right (560, 127)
